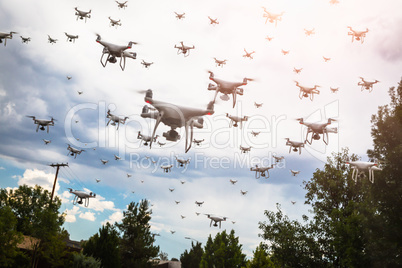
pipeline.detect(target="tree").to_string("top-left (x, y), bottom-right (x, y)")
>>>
top-left (0, 206), bottom-right (23, 267)
top-left (0, 185), bottom-right (68, 267)
top-left (116, 199), bottom-right (159, 268)
top-left (180, 241), bottom-right (203, 268)
top-left (82, 222), bottom-right (121, 268)
top-left (70, 252), bottom-right (101, 268)
top-left (200, 229), bottom-right (246, 268)
top-left (246, 242), bottom-right (276, 268)
top-left (366, 82), bottom-right (402, 266)
top-left (158, 251), bottom-right (168, 261)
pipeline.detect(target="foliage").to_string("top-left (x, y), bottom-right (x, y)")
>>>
top-left (246, 243), bottom-right (276, 268)
top-left (200, 229), bottom-right (246, 268)
top-left (180, 241), bottom-right (203, 268)
top-left (116, 199), bottom-right (159, 268)
top-left (0, 206), bottom-right (23, 267)
top-left (158, 251), bottom-right (168, 261)
top-left (70, 252), bottom-right (101, 268)
top-left (82, 222), bottom-right (121, 268)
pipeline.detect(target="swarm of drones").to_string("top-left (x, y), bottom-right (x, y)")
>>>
top-left (4, 0), bottom-right (386, 239)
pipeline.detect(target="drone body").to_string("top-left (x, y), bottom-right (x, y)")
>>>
top-left (290, 169), bottom-right (300, 176)
top-left (262, 7), bottom-right (284, 26)
top-left (193, 139), bottom-right (204, 146)
top-left (137, 131), bottom-right (158, 146)
top-left (67, 144), bottom-right (85, 158)
top-left (205, 214), bottom-right (227, 228)
top-left (346, 161), bottom-right (381, 183)
top-left (323, 56), bottom-right (331, 62)
top-left (0, 31), bottom-right (17, 46)
top-left (109, 17), bottom-right (122, 28)
top-left (208, 71), bottom-right (253, 108)
top-left (106, 109), bottom-right (129, 130)
top-left (140, 89), bottom-right (214, 153)
top-left (68, 188), bottom-right (96, 207)
top-left (285, 138), bottom-right (305, 154)
top-left (273, 155), bottom-right (284, 163)
top-left (161, 164), bottom-right (173, 173)
top-left (250, 164), bottom-right (275, 179)
top-left (65, 32), bottom-right (78, 42)
top-left (175, 156), bottom-right (190, 167)
top-left (114, 154), bottom-right (121, 160)
top-left (20, 36), bottom-right (31, 44)
top-left (47, 35), bottom-right (57, 44)
top-left (304, 28), bottom-right (315, 36)
top-left (26, 116), bottom-right (55, 133)
top-left (240, 190), bottom-right (248, 196)
top-left (195, 201), bottom-right (204, 207)
top-left (250, 131), bottom-right (260, 137)
top-left (74, 7), bottom-right (91, 22)
top-left (116, 1), bottom-right (128, 9)
top-left (43, 139), bottom-right (51, 145)
top-left (175, 41), bottom-right (195, 57)
top-left (330, 87), bottom-right (339, 93)
top-left (214, 58), bottom-right (227, 67)
top-left (240, 145), bottom-right (251, 154)
top-left (295, 81), bottom-right (320, 101)
top-left (281, 49), bottom-right (290, 55)
top-left (141, 60), bottom-right (154, 68)
top-left (100, 159), bottom-right (109, 165)
top-left (254, 102), bottom-right (263, 108)
top-left (208, 16), bottom-right (219, 25)
top-left (243, 49), bottom-right (255, 59)
top-left (174, 12), bottom-right (185, 20)
top-left (169, 188), bottom-right (175, 192)
top-left (230, 179), bottom-right (238, 185)
top-left (96, 34), bottom-right (137, 71)
top-left (226, 113), bottom-right (248, 128)
top-left (293, 68), bottom-right (303, 74)
top-left (348, 27), bottom-right (369, 43)
top-left (297, 118), bottom-right (338, 145)
top-left (358, 77), bottom-right (379, 92)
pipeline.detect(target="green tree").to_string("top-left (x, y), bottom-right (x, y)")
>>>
top-left (0, 206), bottom-right (23, 267)
top-left (82, 222), bottom-right (121, 268)
top-left (246, 243), bottom-right (276, 268)
top-left (0, 185), bottom-right (68, 267)
top-left (366, 82), bottom-right (402, 266)
top-left (200, 229), bottom-right (246, 268)
top-left (180, 241), bottom-right (203, 268)
top-left (70, 252), bottom-right (101, 268)
top-left (116, 199), bottom-right (159, 268)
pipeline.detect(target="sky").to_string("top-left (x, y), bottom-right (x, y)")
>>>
top-left (1, 0), bottom-right (402, 260)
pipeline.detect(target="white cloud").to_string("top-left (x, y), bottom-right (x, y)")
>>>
top-left (101, 211), bottom-right (124, 226)
top-left (17, 168), bottom-right (58, 192)
top-left (64, 206), bottom-right (80, 223)
top-left (79, 211), bottom-right (96, 222)
top-left (0, 166), bottom-right (5, 170)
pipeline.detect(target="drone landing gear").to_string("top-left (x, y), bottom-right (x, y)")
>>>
top-left (163, 129), bottom-right (180, 142)
top-left (220, 94), bottom-right (230, 101)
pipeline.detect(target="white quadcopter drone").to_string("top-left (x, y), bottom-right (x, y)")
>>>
top-left (109, 17), bottom-right (122, 28)
top-left (261, 7), bottom-right (284, 26)
top-left (67, 144), bottom-right (85, 158)
top-left (195, 201), bottom-right (204, 207)
top-left (296, 118), bottom-right (338, 145)
top-left (347, 27), bottom-right (369, 43)
top-left (106, 109), bottom-right (129, 130)
top-left (358, 77), bottom-right (379, 92)
top-left (20, 36), bottom-right (31, 44)
top-left (226, 113), bottom-right (248, 128)
top-left (96, 34), bottom-right (137, 71)
top-left (285, 138), bottom-right (305, 154)
top-left (295, 81), bottom-right (320, 101)
top-left (230, 179), bottom-right (238, 185)
top-left (47, 35), bottom-right (58, 44)
top-left (346, 160), bottom-right (382, 183)
top-left (174, 12), bottom-right (185, 20)
top-left (250, 164), bottom-right (275, 179)
top-left (141, 60), bottom-right (154, 68)
top-left (174, 41), bottom-right (195, 57)
top-left (0, 31), bottom-right (17, 46)
top-left (161, 164), bottom-right (173, 173)
top-left (140, 89), bottom-right (214, 153)
top-left (193, 139), bottom-right (204, 146)
top-left (290, 170), bottom-right (300, 176)
top-left (208, 16), bottom-right (219, 25)
top-left (240, 145), bottom-right (251, 154)
top-left (116, 1), bottom-right (128, 9)
top-left (74, 7), bottom-right (91, 22)
top-left (175, 156), bottom-right (190, 167)
top-left (65, 32), bottom-right (78, 42)
top-left (137, 131), bottom-right (158, 146)
top-left (205, 214), bottom-right (227, 228)
top-left (68, 188), bottom-right (96, 207)
top-left (207, 71), bottom-right (253, 108)
top-left (26, 116), bottom-right (55, 133)
top-left (273, 155), bottom-right (284, 163)
top-left (243, 49), bottom-right (255, 59)
top-left (214, 58), bottom-right (227, 67)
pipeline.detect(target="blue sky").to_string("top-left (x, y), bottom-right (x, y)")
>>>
top-left (1, 0), bottom-right (402, 260)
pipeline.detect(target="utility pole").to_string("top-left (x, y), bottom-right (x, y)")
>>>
top-left (49, 163), bottom-right (68, 203)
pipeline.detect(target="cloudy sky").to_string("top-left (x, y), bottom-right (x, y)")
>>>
top-left (1, 0), bottom-right (402, 260)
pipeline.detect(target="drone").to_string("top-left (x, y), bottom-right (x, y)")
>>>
top-left (265, 36), bottom-right (274, 42)
top-left (20, 36), bottom-right (31, 44)
top-left (181, 215), bottom-right (186, 219)
top-left (291, 201), bottom-right (296, 205)
top-left (208, 16), bottom-right (219, 25)
top-left (254, 102), bottom-right (263, 108)
top-left (0, 31), bottom-right (17, 46)
top-left (67, 144), bottom-right (85, 158)
top-left (109, 17), bottom-right (122, 28)
top-left (230, 179), bottom-right (238, 185)
top-left (114, 154), bottom-right (121, 160)
top-left (157, 141), bottom-right (166, 147)
top-left (358, 77), bottom-right (379, 92)
top-left (137, 131), bottom-right (158, 146)
top-left (64, 32), bottom-right (78, 43)
top-left (174, 41), bottom-right (195, 57)
top-left (290, 170), bottom-right (300, 176)
top-left (140, 89), bottom-right (214, 153)
top-left (330, 87), bottom-right (339, 93)
top-left (96, 34), bottom-right (137, 71)
top-left (77, 91), bottom-right (83, 95)
top-left (47, 35), bottom-right (57, 44)
top-left (174, 12), bottom-right (185, 20)
top-left (294, 81), bottom-right (320, 101)
top-left (127, 173), bottom-right (132, 178)
top-left (74, 7), bottom-right (91, 22)
top-left (116, 1), bottom-right (128, 9)
top-left (170, 230), bottom-right (176, 234)
top-left (285, 138), bottom-right (305, 154)
top-left (106, 109), bottom-right (129, 130)
top-left (161, 164), bottom-right (173, 173)
top-left (226, 113), bottom-right (248, 128)
top-left (195, 212), bottom-right (201, 216)
top-left (293, 68), bottom-right (303, 74)
top-left (329, 0), bottom-right (339, 4)
top-left (243, 49), bottom-right (255, 59)
top-left (43, 139), bottom-right (51, 145)
top-left (304, 28), bottom-right (315, 36)
top-left (240, 190), bottom-right (248, 196)
top-left (347, 27), bottom-right (369, 43)
top-left (193, 139), bottom-right (204, 146)
top-left (175, 201), bottom-right (180, 205)
top-left (262, 7), bottom-right (284, 26)
top-left (297, 118), bottom-right (338, 145)
top-left (180, 180), bottom-right (186, 184)
top-left (281, 49), bottom-right (290, 55)
top-left (214, 58), bottom-right (227, 67)
top-left (195, 201), bottom-right (204, 207)
top-left (207, 71), bottom-right (253, 108)
top-left (272, 156), bottom-right (284, 163)
top-left (205, 214), bottom-right (227, 228)
top-left (26, 116), bottom-right (55, 133)
top-left (100, 159), bottom-right (109, 165)
top-left (96, 179), bottom-right (101, 183)
top-left (141, 60), bottom-right (154, 68)
top-left (240, 145), bottom-right (251, 154)
top-left (169, 188), bottom-right (175, 192)
top-left (66, 76), bottom-right (72, 80)
top-left (250, 164), bottom-right (275, 179)
top-left (346, 160), bottom-right (382, 183)
top-left (175, 156), bottom-right (190, 167)
top-left (323, 56), bottom-right (331, 62)
top-left (68, 188), bottom-right (96, 207)
top-left (250, 131), bottom-right (260, 137)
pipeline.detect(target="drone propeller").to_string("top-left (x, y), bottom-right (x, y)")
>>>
top-left (26, 115), bottom-right (36, 119)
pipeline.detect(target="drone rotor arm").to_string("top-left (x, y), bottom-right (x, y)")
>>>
top-left (150, 111), bottom-right (164, 149)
